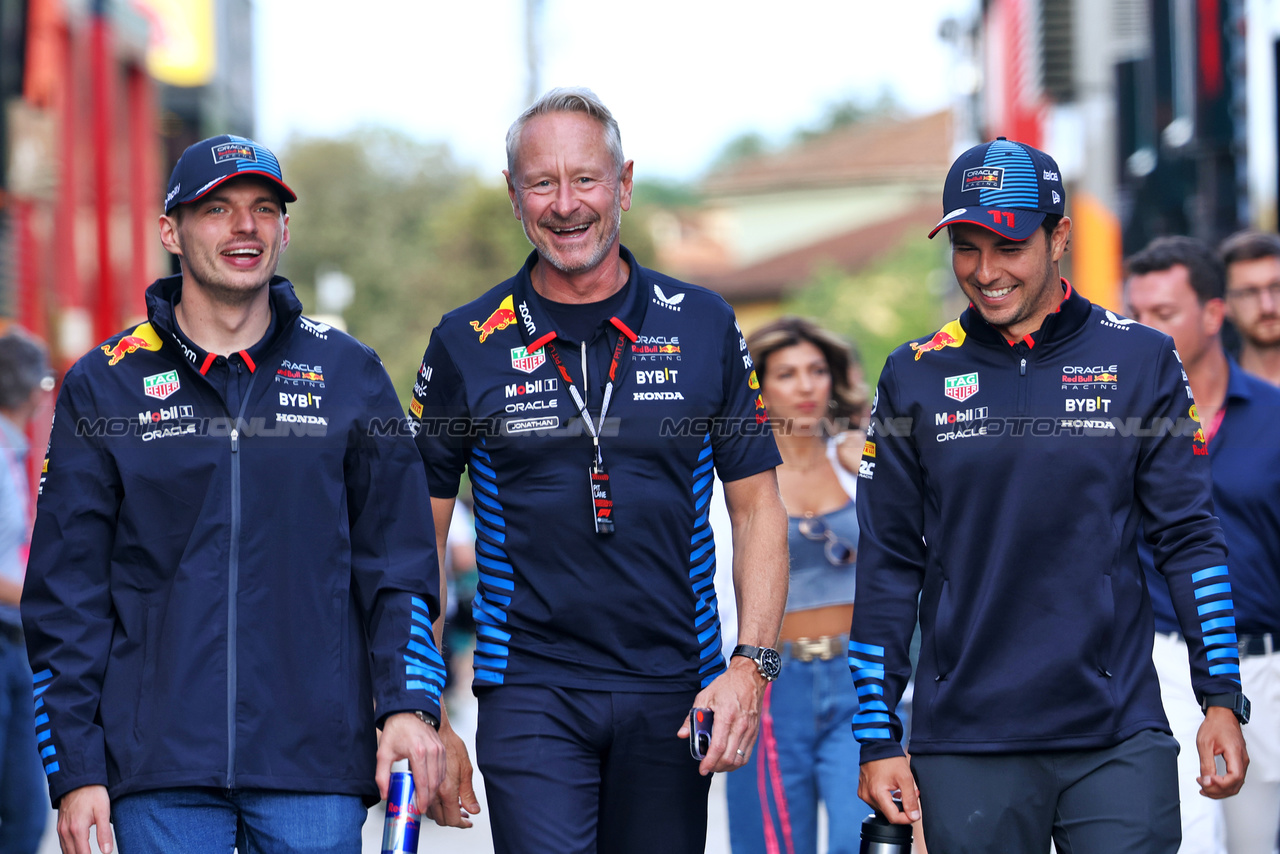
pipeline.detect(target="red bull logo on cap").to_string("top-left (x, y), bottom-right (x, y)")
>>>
top-left (100, 323), bottom-right (163, 366)
top-left (962, 166), bottom-right (1004, 192)
top-left (213, 142), bottom-right (257, 164)
top-left (910, 320), bottom-right (966, 361)
top-left (471, 295), bottom-right (518, 343)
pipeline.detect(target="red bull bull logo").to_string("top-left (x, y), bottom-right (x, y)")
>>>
top-left (910, 320), bottom-right (966, 361)
top-left (212, 142), bottom-right (257, 163)
top-left (471, 295), bottom-right (518, 343)
top-left (100, 323), bottom-right (163, 366)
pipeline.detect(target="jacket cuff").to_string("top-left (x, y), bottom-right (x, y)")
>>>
top-left (857, 739), bottom-right (907, 764)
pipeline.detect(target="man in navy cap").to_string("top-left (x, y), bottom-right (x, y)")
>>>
top-left (22, 135), bottom-right (447, 854)
top-left (849, 138), bottom-right (1249, 853)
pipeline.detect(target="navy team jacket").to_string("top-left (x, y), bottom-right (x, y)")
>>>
top-left (22, 275), bottom-right (445, 806)
top-left (851, 283), bottom-right (1240, 763)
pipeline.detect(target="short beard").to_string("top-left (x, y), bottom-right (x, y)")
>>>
top-left (534, 216), bottom-right (621, 275)
top-left (520, 185), bottom-right (623, 275)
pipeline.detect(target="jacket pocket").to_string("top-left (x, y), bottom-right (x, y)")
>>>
top-left (334, 592), bottom-right (349, 730)
top-left (1096, 574), bottom-right (1115, 678)
top-left (132, 602), bottom-right (162, 744)
top-left (933, 576), bottom-right (956, 680)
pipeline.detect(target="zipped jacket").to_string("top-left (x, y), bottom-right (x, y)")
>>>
top-left (22, 275), bottom-right (445, 806)
top-left (851, 284), bottom-right (1240, 763)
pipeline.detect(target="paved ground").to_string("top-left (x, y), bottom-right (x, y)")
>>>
top-left (37, 685), bottom-right (733, 854)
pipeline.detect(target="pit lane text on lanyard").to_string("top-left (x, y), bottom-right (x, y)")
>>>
top-left (538, 317), bottom-right (636, 535)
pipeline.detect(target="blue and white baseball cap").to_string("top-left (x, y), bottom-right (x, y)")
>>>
top-left (928, 137), bottom-right (1065, 241)
top-left (164, 134), bottom-right (297, 214)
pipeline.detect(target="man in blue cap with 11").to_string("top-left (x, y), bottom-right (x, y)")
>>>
top-left (22, 135), bottom-right (447, 854)
top-left (850, 138), bottom-right (1249, 853)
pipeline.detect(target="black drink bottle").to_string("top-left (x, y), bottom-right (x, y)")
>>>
top-left (859, 810), bottom-right (913, 854)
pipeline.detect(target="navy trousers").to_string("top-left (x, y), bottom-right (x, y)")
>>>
top-left (910, 728), bottom-right (1181, 854)
top-left (476, 684), bottom-right (713, 854)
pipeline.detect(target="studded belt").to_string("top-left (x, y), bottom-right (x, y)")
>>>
top-left (783, 634), bottom-right (846, 663)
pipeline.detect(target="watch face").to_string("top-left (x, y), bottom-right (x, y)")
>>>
top-left (760, 647), bottom-right (783, 680)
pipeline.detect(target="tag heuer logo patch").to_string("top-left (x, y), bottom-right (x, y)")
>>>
top-left (143, 370), bottom-right (181, 400)
top-left (511, 346), bottom-right (545, 374)
top-left (944, 372), bottom-right (979, 402)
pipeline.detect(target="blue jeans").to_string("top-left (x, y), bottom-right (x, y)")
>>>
top-left (726, 653), bottom-right (873, 854)
top-left (0, 632), bottom-right (46, 854)
top-left (111, 787), bottom-right (367, 854)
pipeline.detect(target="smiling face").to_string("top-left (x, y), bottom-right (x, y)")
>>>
top-left (949, 217), bottom-right (1072, 341)
top-left (159, 175), bottom-right (290, 305)
top-left (760, 340), bottom-right (832, 435)
top-left (504, 111), bottom-right (633, 277)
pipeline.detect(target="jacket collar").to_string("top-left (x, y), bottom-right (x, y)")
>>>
top-left (960, 278), bottom-right (1091, 350)
top-left (145, 274), bottom-right (304, 371)
top-left (511, 245), bottom-right (647, 351)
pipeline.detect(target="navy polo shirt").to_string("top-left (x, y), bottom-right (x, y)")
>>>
top-left (1145, 359), bottom-right (1280, 636)
top-left (412, 247), bottom-right (781, 692)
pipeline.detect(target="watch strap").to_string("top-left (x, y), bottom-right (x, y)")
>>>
top-left (1201, 692), bottom-right (1250, 725)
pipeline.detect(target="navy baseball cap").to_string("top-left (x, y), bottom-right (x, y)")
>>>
top-left (164, 134), bottom-right (297, 214)
top-left (928, 137), bottom-right (1065, 241)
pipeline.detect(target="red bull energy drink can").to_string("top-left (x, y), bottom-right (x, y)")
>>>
top-left (381, 759), bottom-right (421, 853)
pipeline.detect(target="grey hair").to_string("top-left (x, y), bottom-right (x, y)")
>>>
top-left (505, 87), bottom-right (625, 177)
top-left (0, 327), bottom-right (50, 410)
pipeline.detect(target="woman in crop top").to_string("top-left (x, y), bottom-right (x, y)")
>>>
top-left (727, 316), bottom-right (872, 854)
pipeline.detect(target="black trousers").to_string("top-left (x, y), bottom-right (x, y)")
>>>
top-left (476, 684), bottom-right (713, 854)
top-left (910, 729), bottom-right (1181, 854)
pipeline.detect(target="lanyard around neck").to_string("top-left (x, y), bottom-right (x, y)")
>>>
top-left (543, 323), bottom-right (630, 466)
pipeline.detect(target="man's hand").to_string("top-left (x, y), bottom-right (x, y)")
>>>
top-left (377, 711), bottom-right (447, 816)
top-left (1196, 706), bottom-right (1249, 798)
top-left (676, 657), bottom-right (766, 776)
top-left (423, 705), bottom-right (481, 828)
top-left (858, 756), bottom-right (920, 824)
top-left (57, 784), bottom-right (113, 854)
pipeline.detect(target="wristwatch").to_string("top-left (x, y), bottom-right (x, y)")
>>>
top-left (1201, 692), bottom-right (1251, 725)
top-left (732, 644), bottom-right (782, 682)
top-left (413, 710), bottom-right (440, 730)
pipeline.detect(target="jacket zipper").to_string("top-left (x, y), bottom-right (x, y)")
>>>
top-left (1017, 355), bottom-right (1029, 414)
top-left (226, 363), bottom-right (261, 788)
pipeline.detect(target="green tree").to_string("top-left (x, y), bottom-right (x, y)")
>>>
top-left (279, 130), bottom-right (531, 401)
top-left (707, 130), bottom-right (772, 173)
top-left (785, 237), bottom-right (953, 386)
top-left (277, 127), bottom-right (665, 403)
top-left (791, 89), bottom-right (903, 143)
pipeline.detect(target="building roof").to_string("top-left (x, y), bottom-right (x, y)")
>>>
top-left (698, 202), bottom-right (939, 302)
top-left (703, 110), bottom-right (953, 197)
